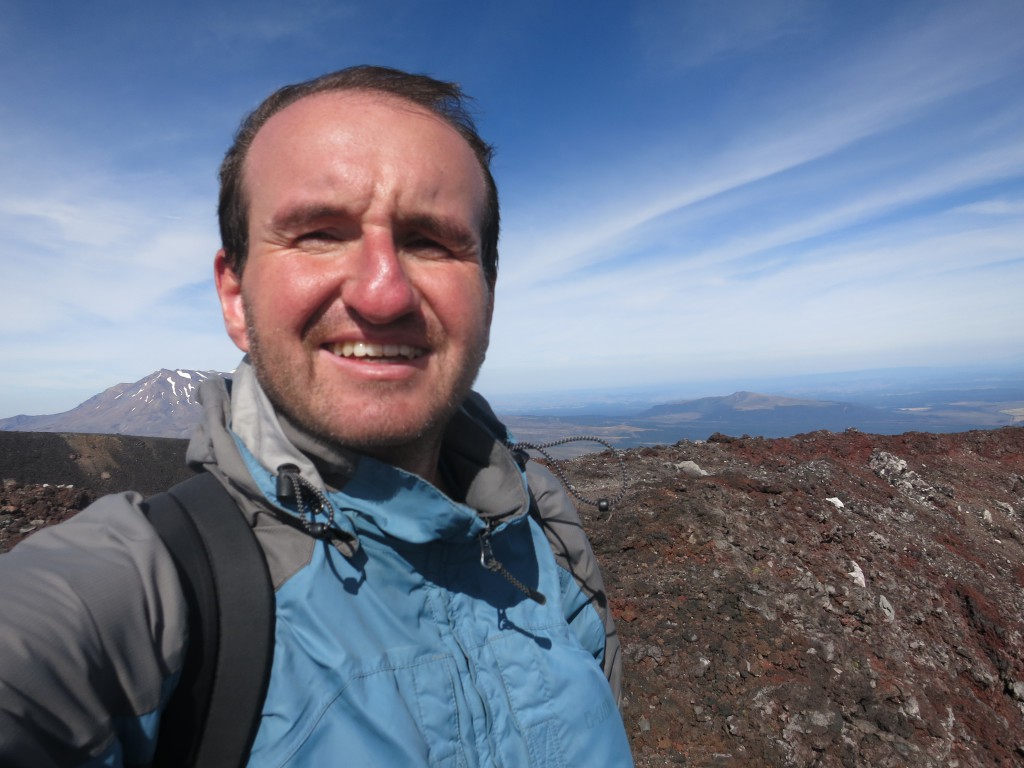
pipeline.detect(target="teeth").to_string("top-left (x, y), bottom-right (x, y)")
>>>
top-left (328, 342), bottom-right (424, 360)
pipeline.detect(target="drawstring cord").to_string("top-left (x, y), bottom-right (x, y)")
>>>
top-left (509, 436), bottom-right (629, 517)
top-left (274, 436), bottom-right (629, 606)
top-left (275, 464), bottom-right (336, 539)
top-left (273, 463), bottom-right (550, 604)
top-left (482, 435), bottom-right (630, 606)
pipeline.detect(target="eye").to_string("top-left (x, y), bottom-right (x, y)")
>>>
top-left (405, 236), bottom-right (450, 256)
top-left (293, 229), bottom-right (350, 252)
top-left (297, 230), bottom-right (338, 242)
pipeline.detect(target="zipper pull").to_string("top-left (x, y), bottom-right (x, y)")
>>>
top-left (275, 464), bottom-right (336, 540)
top-left (480, 530), bottom-right (547, 605)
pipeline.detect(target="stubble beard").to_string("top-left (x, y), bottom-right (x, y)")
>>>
top-left (243, 298), bottom-right (489, 468)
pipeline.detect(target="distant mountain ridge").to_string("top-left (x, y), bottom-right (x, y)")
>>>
top-left (503, 386), bottom-right (1024, 451)
top-left (2, 370), bottom-right (1021, 445)
top-left (633, 390), bottom-right (891, 435)
top-left (0, 369), bottom-right (226, 439)
top-left (640, 390), bottom-right (841, 418)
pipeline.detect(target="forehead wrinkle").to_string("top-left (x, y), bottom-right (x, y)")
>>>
top-left (245, 91), bottom-right (489, 250)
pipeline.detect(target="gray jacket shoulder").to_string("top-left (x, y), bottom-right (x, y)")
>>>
top-left (525, 461), bottom-right (623, 703)
top-left (0, 492), bottom-right (187, 767)
top-left (459, 391), bottom-right (623, 701)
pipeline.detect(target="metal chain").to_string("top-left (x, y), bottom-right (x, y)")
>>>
top-left (512, 435), bottom-right (629, 514)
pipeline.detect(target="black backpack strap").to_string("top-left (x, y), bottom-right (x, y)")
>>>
top-left (142, 472), bottom-right (275, 768)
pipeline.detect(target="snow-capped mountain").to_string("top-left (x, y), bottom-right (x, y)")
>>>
top-left (0, 369), bottom-right (228, 438)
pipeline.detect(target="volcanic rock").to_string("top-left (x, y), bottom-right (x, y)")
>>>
top-left (2, 426), bottom-right (1023, 766)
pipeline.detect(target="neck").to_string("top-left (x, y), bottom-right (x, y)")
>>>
top-left (278, 406), bottom-right (450, 493)
top-left (363, 437), bottom-right (448, 493)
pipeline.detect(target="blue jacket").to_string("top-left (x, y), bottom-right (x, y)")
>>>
top-left (0, 360), bottom-right (633, 766)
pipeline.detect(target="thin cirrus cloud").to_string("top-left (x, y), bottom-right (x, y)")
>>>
top-left (0, 129), bottom-right (230, 414)
top-left (499, 2), bottom-right (1022, 291)
top-left (0, 182), bottom-right (217, 331)
top-left (481, 2), bottom-right (1024, 394)
top-left (0, 1), bottom-right (1021, 415)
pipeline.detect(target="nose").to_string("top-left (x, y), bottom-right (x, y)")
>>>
top-left (341, 229), bottom-right (418, 324)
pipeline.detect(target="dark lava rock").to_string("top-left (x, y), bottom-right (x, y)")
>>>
top-left (3, 426), bottom-right (1024, 766)
top-left (0, 431), bottom-right (191, 497)
top-left (568, 427), bottom-right (1024, 766)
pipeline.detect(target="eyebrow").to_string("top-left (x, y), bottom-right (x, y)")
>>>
top-left (269, 203), bottom-right (354, 234)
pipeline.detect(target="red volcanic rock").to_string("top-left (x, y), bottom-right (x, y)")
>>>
top-left (3, 427), bottom-right (1024, 766)
top-left (569, 427), bottom-right (1024, 766)
top-left (1, 480), bottom-right (96, 544)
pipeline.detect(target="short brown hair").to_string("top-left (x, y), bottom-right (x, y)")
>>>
top-left (217, 66), bottom-right (499, 282)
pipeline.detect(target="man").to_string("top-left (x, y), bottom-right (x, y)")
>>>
top-left (0, 66), bottom-right (633, 766)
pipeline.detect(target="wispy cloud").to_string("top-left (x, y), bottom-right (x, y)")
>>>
top-left (0, 180), bottom-right (217, 332)
top-left (0, 116), bottom-right (229, 412)
top-left (1, 1), bottom-right (1022, 415)
top-left (951, 199), bottom-right (1024, 216)
top-left (501, 2), bottom-right (1024, 292)
top-left (200, 0), bottom-right (359, 45)
top-left (633, 0), bottom-right (820, 71)
top-left (482, 3), bottom-right (1024, 393)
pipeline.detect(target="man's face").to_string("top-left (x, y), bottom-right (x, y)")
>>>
top-left (215, 91), bottom-right (493, 467)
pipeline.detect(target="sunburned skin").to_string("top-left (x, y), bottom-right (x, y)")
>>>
top-left (215, 90), bottom-right (493, 480)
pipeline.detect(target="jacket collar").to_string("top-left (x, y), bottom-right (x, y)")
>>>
top-left (187, 357), bottom-right (532, 543)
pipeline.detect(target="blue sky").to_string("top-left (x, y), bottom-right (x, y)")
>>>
top-left (1, 0), bottom-right (1022, 417)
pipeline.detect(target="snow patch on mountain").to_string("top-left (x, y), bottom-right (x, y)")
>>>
top-left (0, 369), bottom-right (229, 439)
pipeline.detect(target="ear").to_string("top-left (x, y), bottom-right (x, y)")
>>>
top-left (214, 249), bottom-right (250, 352)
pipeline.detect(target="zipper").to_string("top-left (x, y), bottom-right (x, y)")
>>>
top-left (273, 464), bottom-right (361, 557)
top-left (479, 528), bottom-right (546, 605)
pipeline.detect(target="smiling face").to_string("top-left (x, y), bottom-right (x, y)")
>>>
top-left (215, 91), bottom-right (494, 478)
